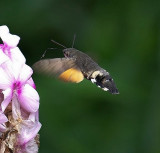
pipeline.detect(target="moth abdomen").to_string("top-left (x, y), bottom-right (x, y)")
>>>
top-left (88, 71), bottom-right (119, 94)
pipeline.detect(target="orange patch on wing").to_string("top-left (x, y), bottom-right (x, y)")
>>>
top-left (59, 68), bottom-right (84, 83)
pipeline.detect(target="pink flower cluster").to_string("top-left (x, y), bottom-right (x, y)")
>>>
top-left (0, 25), bottom-right (41, 153)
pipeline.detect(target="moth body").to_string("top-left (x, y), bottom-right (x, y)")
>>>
top-left (33, 47), bottom-right (119, 94)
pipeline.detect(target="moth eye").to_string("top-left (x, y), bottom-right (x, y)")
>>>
top-left (63, 51), bottom-right (69, 57)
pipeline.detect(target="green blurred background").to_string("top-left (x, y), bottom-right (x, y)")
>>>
top-left (1, 0), bottom-right (160, 152)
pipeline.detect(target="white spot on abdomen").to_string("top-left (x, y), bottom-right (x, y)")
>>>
top-left (91, 78), bottom-right (96, 83)
top-left (103, 87), bottom-right (109, 91)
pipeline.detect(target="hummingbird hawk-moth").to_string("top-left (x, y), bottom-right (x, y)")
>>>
top-left (32, 40), bottom-right (119, 94)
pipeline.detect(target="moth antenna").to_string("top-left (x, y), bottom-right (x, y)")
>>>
top-left (51, 39), bottom-right (67, 49)
top-left (72, 34), bottom-right (76, 48)
top-left (40, 48), bottom-right (57, 59)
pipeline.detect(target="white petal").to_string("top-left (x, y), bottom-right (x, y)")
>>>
top-left (28, 110), bottom-right (39, 122)
top-left (10, 47), bottom-right (26, 63)
top-left (18, 84), bottom-right (39, 113)
top-left (1, 88), bottom-right (12, 112)
top-left (12, 94), bottom-right (21, 120)
top-left (1, 60), bottom-right (30, 83)
top-left (28, 112), bottom-right (36, 122)
top-left (0, 113), bottom-right (8, 124)
top-left (0, 124), bottom-right (7, 132)
top-left (0, 65), bottom-right (13, 89)
top-left (4, 60), bottom-right (22, 81)
top-left (35, 110), bottom-right (39, 121)
top-left (18, 64), bottom-right (33, 84)
top-left (23, 138), bottom-right (39, 153)
top-left (0, 49), bottom-right (9, 65)
top-left (27, 78), bottom-right (36, 89)
top-left (0, 25), bottom-right (9, 37)
top-left (18, 121), bottom-right (41, 145)
top-left (1, 32), bottom-right (20, 48)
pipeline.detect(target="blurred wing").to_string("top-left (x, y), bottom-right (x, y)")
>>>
top-left (32, 58), bottom-right (84, 83)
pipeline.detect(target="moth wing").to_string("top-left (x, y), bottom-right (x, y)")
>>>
top-left (59, 68), bottom-right (84, 83)
top-left (32, 58), bottom-right (84, 83)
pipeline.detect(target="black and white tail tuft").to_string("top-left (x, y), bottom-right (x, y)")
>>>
top-left (90, 73), bottom-right (119, 94)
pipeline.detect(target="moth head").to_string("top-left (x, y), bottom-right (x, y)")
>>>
top-left (63, 48), bottom-right (78, 58)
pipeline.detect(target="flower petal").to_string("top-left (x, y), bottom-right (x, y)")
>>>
top-left (18, 84), bottom-right (39, 113)
top-left (2, 60), bottom-right (22, 81)
top-left (35, 110), bottom-right (39, 121)
top-left (0, 112), bottom-right (8, 132)
top-left (28, 112), bottom-right (36, 122)
top-left (18, 120), bottom-right (41, 145)
top-left (23, 138), bottom-right (39, 153)
top-left (10, 47), bottom-right (26, 64)
top-left (0, 61), bottom-right (31, 84)
top-left (0, 113), bottom-right (8, 124)
top-left (1, 88), bottom-right (12, 112)
top-left (18, 64), bottom-right (33, 85)
top-left (0, 124), bottom-right (7, 132)
top-left (0, 49), bottom-right (9, 65)
top-left (27, 77), bottom-right (36, 89)
top-left (0, 25), bottom-right (9, 37)
top-left (0, 62), bottom-right (15, 89)
top-left (12, 94), bottom-right (21, 120)
top-left (1, 32), bottom-right (20, 48)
